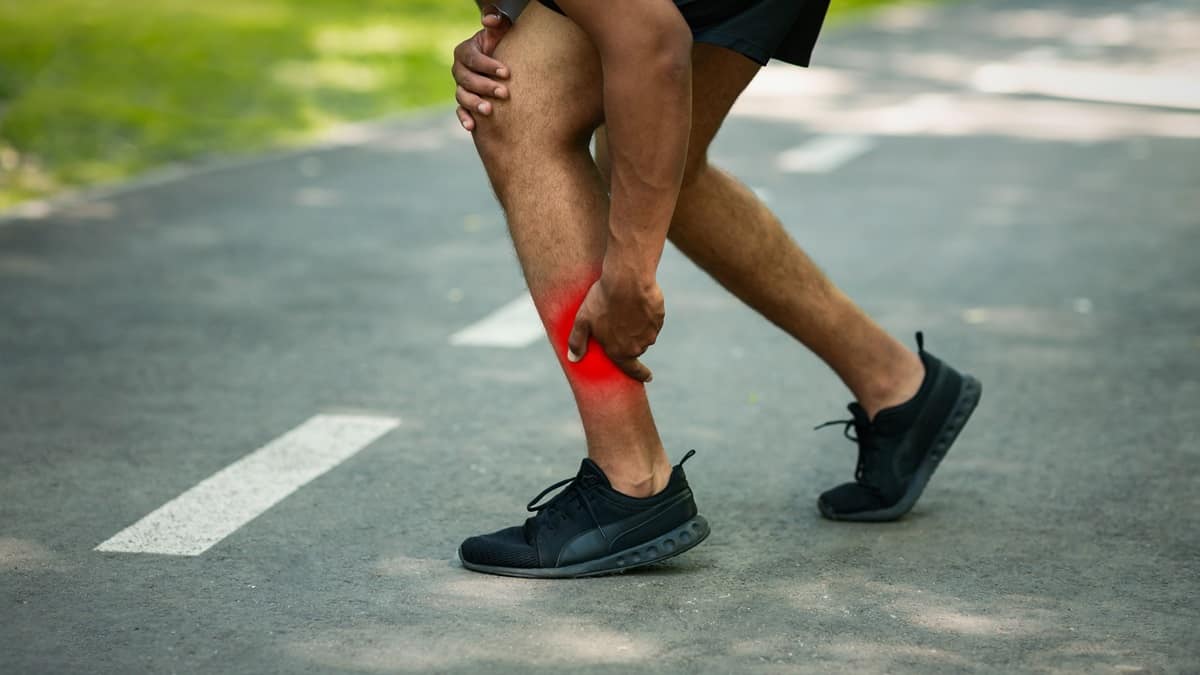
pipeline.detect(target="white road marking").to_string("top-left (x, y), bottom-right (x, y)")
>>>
top-left (95, 414), bottom-right (400, 556)
top-left (449, 291), bottom-right (544, 348)
top-left (775, 135), bottom-right (875, 173)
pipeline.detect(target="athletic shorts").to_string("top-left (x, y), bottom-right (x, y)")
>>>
top-left (537, 0), bottom-right (831, 67)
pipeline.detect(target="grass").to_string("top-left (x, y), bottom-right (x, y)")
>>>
top-left (0, 0), bottom-right (914, 209)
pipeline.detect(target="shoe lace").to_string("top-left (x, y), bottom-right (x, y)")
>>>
top-left (815, 407), bottom-right (880, 489)
top-left (525, 472), bottom-right (604, 534)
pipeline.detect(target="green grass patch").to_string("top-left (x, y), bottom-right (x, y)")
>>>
top-left (0, 0), bottom-right (477, 207)
top-left (826, 0), bottom-right (926, 23)
top-left (0, 0), bottom-right (921, 208)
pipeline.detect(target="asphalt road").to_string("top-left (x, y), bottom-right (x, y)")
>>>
top-left (2, 0), bottom-right (1199, 672)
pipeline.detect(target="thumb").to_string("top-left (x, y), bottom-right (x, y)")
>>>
top-left (617, 358), bottom-right (654, 383)
top-left (567, 317), bottom-right (590, 363)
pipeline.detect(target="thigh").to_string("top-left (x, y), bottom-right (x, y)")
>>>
top-left (593, 43), bottom-right (760, 181)
top-left (478, 1), bottom-right (605, 148)
top-left (687, 43), bottom-right (761, 161)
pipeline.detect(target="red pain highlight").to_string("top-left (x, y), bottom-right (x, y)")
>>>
top-left (547, 277), bottom-right (640, 389)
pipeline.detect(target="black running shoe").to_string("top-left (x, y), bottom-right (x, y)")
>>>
top-left (458, 451), bottom-right (709, 578)
top-left (817, 332), bottom-right (982, 522)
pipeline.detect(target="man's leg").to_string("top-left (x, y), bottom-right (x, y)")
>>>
top-left (595, 45), bottom-right (924, 419)
top-left (472, 2), bottom-right (670, 497)
top-left (595, 44), bottom-right (982, 525)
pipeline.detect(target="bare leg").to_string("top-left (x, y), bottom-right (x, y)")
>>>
top-left (595, 45), bottom-right (924, 418)
top-left (673, 168), bottom-right (923, 417)
top-left (472, 3), bottom-right (670, 496)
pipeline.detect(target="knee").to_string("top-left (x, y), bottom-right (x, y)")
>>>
top-left (473, 99), bottom-right (599, 196)
top-left (667, 157), bottom-right (716, 245)
top-left (471, 108), bottom-right (521, 181)
top-left (593, 129), bottom-right (711, 196)
top-left (679, 152), bottom-right (711, 193)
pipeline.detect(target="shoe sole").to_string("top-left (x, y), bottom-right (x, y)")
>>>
top-left (458, 515), bottom-right (710, 579)
top-left (819, 374), bottom-right (983, 522)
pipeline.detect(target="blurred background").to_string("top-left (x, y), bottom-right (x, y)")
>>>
top-left (0, 0), bottom-right (905, 210)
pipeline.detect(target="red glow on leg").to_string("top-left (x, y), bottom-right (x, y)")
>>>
top-left (546, 278), bottom-right (640, 390)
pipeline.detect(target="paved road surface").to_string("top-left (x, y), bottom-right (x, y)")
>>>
top-left (2, 0), bottom-right (1198, 672)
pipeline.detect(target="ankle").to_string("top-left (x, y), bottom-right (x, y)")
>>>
top-left (858, 352), bottom-right (925, 419)
top-left (597, 457), bottom-right (672, 498)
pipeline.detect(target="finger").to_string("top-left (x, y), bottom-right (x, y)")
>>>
top-left (456, 85), bottom-right (491, 116)
top-left (465, 49), bottom-right (509, 78)
top-left (481, 21), bottom-right (512, 53)
top-left (456, 106), bottom-right (475, 132)
top-left (480, 29), bottom-right (501, 57)
top-left (481, 13), bottom-right (513, 38)
top-left (566, 319), bottom-right (590, 363)
top-left (617, 358), bottom-right (654, 383)
top-left (453, 48), bottom-right (507, 84)
top-left (454, 66), bottom-right (508, 100)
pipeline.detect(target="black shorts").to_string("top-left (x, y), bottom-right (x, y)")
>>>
top-left (538, 0), bottom-right (830, 67)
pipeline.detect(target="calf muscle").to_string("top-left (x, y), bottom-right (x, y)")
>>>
top-left (469, 2), bottom-right (670, 496)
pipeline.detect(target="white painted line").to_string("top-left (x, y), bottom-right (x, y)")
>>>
top-left (449, 291), bottom-right (544, 348)
top-left (775, 135), bottom-right (875, 173)
top-left (96, 414), bottom-right (400, 556)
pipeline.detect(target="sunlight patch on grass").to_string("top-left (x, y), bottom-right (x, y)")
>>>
top-left (273, 60), bottom-right (387, 93)
top-left (313, 25), bottom-right (413, 55)
top-left (0, 0), bottom-right (478, 208)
